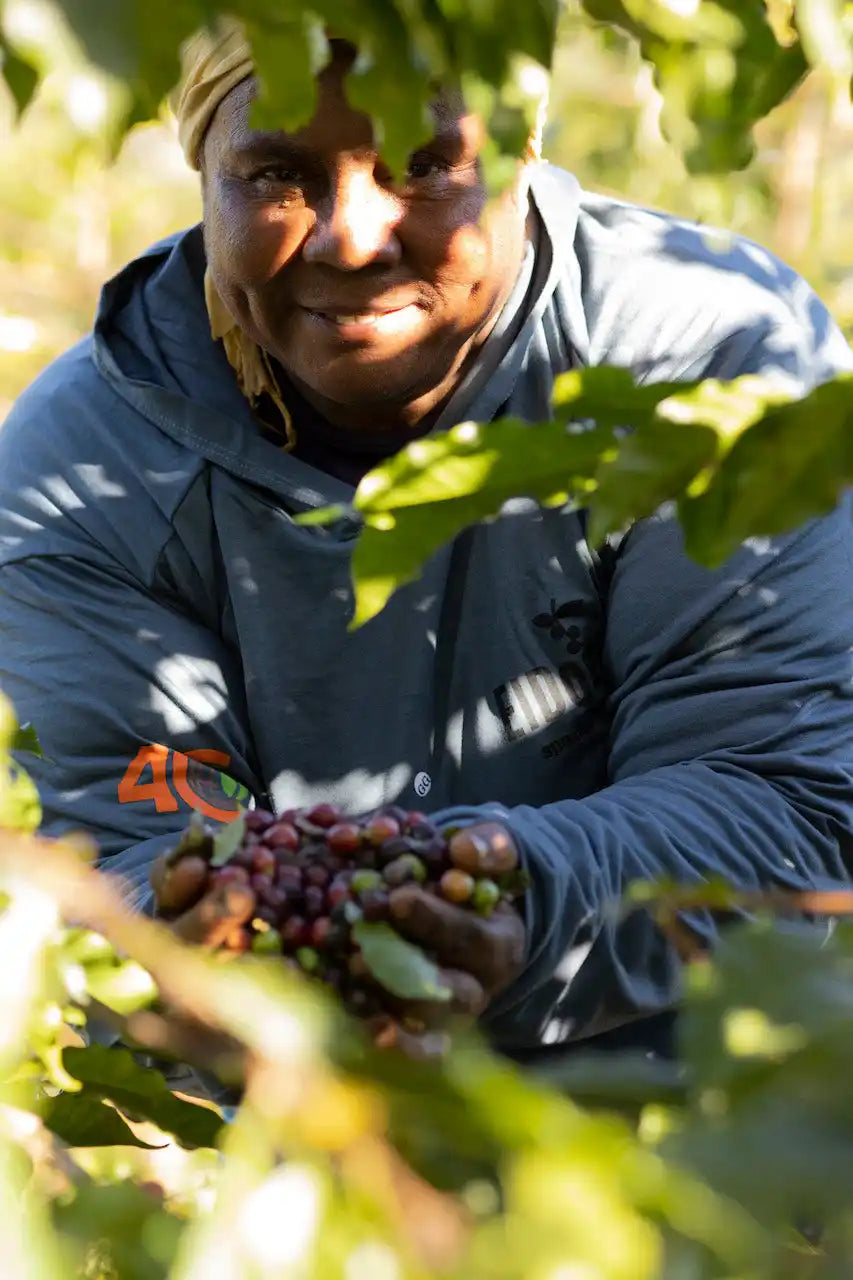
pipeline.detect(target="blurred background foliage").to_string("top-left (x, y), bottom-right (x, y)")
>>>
top-left (1, 0), bottom-right (851, 420)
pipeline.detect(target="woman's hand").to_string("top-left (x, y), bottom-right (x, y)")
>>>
top-left (149, 850), bottom-right (255, 946)
top-left (373, 821), bottom-right (526, 1055)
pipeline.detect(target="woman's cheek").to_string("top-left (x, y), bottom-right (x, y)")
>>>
top-left (437, 221), bottom-right (490, 283)
top-left (223, 211), bottom-right (307, 286)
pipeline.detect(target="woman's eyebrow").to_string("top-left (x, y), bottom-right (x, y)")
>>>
top-left (229, 135), bottom-right (313, 162)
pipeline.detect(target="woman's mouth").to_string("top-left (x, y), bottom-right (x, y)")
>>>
top-left (305, 304), bottom-right (423, 340)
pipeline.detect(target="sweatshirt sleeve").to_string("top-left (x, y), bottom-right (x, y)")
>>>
top-left (0, 554), bottom-right (262, 911)
top-left (477, 502), bottom-right (853, 1046)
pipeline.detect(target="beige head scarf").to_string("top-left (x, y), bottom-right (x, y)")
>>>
top-left (176, 21), bottom-right (296, 446)
top-left (175, 24), bottom-right (548, 448)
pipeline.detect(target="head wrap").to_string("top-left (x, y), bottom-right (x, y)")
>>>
top-left (175, 22), bottom-right (296, 447)
top-left (175, 21), bottom-right (254, 172)
top-left (174, 24), bottom-right (547, 450)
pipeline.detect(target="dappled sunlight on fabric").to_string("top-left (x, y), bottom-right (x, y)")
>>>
top-left (270, 764), bottom-right (413, 815)
top-left (150, 655), bottom-right (228, 735)
top-left (73, 463), bottom-right (127, 499)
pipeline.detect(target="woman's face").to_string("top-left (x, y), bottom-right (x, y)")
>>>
top-left (201, 46), bottom-right (528, 431)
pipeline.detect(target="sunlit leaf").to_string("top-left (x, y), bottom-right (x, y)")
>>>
top-left (41, 1091), bottom-right (163, 1149)
top-left (0, 33), bottom-right (39, 118)
top-left (11, 724), bottom-right (42, 758)
top-left (83, 959), bottom-right (158, 1015)
top-left (62, 1046), bottom-right (223, 1148)
top-left (0, 760), bottom-right (41, 833)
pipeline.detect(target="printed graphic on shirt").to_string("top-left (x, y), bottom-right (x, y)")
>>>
top-left (118, 744), bottom-right (251, 823)
top-left (493, 597), bottom-right (604, 749)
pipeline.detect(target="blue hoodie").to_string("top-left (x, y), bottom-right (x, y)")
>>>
top-left (2, 164), bottom-right (853, 1055)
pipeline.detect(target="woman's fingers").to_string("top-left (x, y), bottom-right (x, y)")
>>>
top-left (389, 884), bottom-right (525, 995)
top-left (170, 879), bottom-right (256, 946)
top-left (150, 852), bottom-right (209, 915)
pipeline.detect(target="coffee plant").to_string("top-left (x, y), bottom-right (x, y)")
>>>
top-left (1, 0), bottom-right (853, 1276)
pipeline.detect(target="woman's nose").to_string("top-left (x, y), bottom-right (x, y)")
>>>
top-left (302, 166), bottom-right (402, 271)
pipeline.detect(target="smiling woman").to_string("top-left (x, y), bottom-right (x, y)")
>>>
top-left (188, 34), bottom-right (531, 442)
top-left (1, 8), bottom-right (853, 1070)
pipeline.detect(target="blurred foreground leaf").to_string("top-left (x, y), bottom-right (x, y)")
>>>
top-left (53, 1182), bottom-right (182, 1280)
top-left (580, 0), bottom-right (809, 172)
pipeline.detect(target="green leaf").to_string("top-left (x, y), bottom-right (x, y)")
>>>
top-left (0, 33), bottom-right (38, 117)
top-left (679, 372), bottom-right (853, 565)
top-left (0, 759), bottom-right (42, 833)
top-left (580, 0), bottom-right (809, 174)
top-left (587, 417), bottom-right (719, 547)
top-left (351, 412), bottom-right (612, 625)
top-left (62, 1046), bottom-right (223, 1148)
top-left (53, 1182), bottom-right (182, 1280)
top-left (12, 723), bottom-right (42, 758)
top-left (41, 1091), bottom-right (163, 1149)
top-left (530, 1050), bottom-right (689, 1108)
top-left (352, 920), bottom-right (451, 1001)
top-left (246, 15), bottom-right (324, 133)
top-left (84, 959), bottom-right (158, 1015)
top-left (55, 0), bottom-right (203, 133)
top-left (211, 809), bottom-right (247, 866)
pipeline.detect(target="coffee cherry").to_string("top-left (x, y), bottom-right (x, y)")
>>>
top-left (413, 837), bottom-right (448, 873)
top-left (472, 878), bottom-right (501, 916)
top-left (280, 916), bottom-right (309, 951)
top-left (327, 822), bottom-right (363, 855)
top-left (304, 886), bottom-right (326, 919)
top-left (277, 864), bottom-right (304, 891)
top-left (265, 821), bottom-right (300, 852)
top-left (383, 854), bottom-right (427, 887)
top-left (252, 927), bottom-right (283, 955)
top-left (450, 832), bottom-right (518, 877)
top-left (304, 863), bottom-right (331, 890)
top-left (366, 814), bottom-right (401, 846)
top-left (210, 865), bottom-right (250, 888)
top-left (440, 869), bottom-right (476, 903)
top-left (328, 876), bottom-right (352, 911)
top-left (166, 802), bottom-right (527, 1041)
top-left (311, 917), bottom-right (334, 949)
top-left (351, 869), bottom-right (383, 896)
top-left (306, 803), bottom-right (341, 829)
top-left (251, 846), bottom-right (277, 878)
top-left (245, 809), bottom-right (275, 833)
top-left (296, 946), bottom-right (320, 972)
top-left (376, 835), bottom-right (411, 866)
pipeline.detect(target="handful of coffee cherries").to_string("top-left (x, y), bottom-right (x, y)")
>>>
top-left (164, 803), bottom-right (527, 1021)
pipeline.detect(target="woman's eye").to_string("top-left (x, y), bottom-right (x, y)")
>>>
top-left (252, 167), bottom-right (304, 189)
top-left (405, 155), bottom-right (448, 182)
